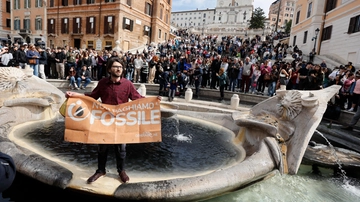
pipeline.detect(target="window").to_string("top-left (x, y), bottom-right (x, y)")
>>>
top-left (126, 0), bottom-right (131, 6)
top-left (105, 41), bottom-right (112, 48)
top-left (325, 0), bottom-right (337, 12)
top-left (158, 29), bottom-right (161, 38)
top-left (6, 0), bottom-right (10, 12)
top-left (49, 0), bottom-right (54, 7)
top-left (105, 0), bottom-right (115, 2)
top-left (307, 2), bottom-right (312, 18)
top-left (348, 15), bottom-right (360, 34)
top-left (144, 25), bottom-right (151, 36)
top-left (303, 31), bottom-right (308, 43)
top-left (145, 3), bottom-right (152, 15)
top-left (86, 17), bottom-right (96, 34)
top-left (167, 0), bottom-right (170, 4)
top-left (104, 16), bottom-right (115, 34)
top-left (35, 0), bottom-right (42, 7)
top-left (295, 11), bottom-right (300, 24)
top-left (74, 0), bottom-right (82, 5)
top-left (293, 35), bottom-right (297, 47)
top-left (35, 18), bottom-right (42, 30)
top-left (62, 0), bottom-right (68, 6)
top-left (73, 17), bottom-right (82, 34)
top-left (48, 19), bottom-right (56, 34)
top-left (23, 19), bottom-right (30, 29)
top-left (165, 33), bottom-right (167, 41)
top-left (219, 17), bottom-right (221, 21)
top-left (203, 13), bottom-right (206, 18)
top-left (61, 18), bottom-right (69, 34)
top-left (87, 41), bottom-right (94, 49)
top-left (14, 0), bottom-right (20, 9)
top-left (322, 26), bottom-right (332, 40)
top-left (160, 8), bottom-right (163, 20)
top-left (165, 13), bottom-right (169, 23)
top-left (14, 19), bottom-right (20, 30)
top-left (122, 17), bottom-right (134, 31)
top-left (24, 0), bottom-right (31, 8)
top-left (87, 0), bottom-right (94, 4)
top-left (6, 19), bottom-right (11, 28)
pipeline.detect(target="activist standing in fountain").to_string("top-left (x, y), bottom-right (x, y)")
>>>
top-left (65, 57), bottom-right (161, 184)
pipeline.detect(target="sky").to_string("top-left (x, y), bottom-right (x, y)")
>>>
top-left (172, 0), bottom-right (272, 17)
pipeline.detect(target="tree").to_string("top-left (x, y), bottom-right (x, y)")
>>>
top-left (285, 20), bottom-right (292, 34)
top-left (248, 7), bottom-right (266, 29)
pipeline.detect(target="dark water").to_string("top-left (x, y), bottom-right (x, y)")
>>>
top-left (18, 117), bottom-right (241, 176)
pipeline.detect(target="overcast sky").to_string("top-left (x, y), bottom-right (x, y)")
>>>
top-left (172, 0), bottom-right (272, 17)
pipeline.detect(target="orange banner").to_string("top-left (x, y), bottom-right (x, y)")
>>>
top-left (64, 96), bottom-right (162, 144)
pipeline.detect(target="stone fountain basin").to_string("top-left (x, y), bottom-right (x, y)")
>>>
top-left (6, 101), bottom-right (279, 201)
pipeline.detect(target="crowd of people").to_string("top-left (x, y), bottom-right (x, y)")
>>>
top-left (0, 29), bottom-right (357, 108)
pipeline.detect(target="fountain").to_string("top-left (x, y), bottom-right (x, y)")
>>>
top-left (0, 67), bottom-right (356, 201)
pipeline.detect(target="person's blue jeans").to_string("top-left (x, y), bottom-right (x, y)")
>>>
top-left (229, 78), bottom-right (237, 92)
top-left (77, 77), bottom-right (91, 88)
top-left (30, 64), bottom-right (39, 76)
top-left (268, 81), bottom-right (276, 96)
top-left (69, 76), bottom-right (77, 88)
top-left (126, 68), bottom-right (134, 81)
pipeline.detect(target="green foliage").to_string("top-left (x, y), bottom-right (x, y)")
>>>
top-left (249, 7), bottom-right (266, 29)
top-left (285, 20), bottom-right (292, 34)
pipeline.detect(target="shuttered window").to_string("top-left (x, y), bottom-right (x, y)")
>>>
top-left (104, 15), bottom-right (115, 34)
top-left (321, 26), bottom-right (332, 41)
top-left (61, 18), bottom-right (69, 34)
top-left (48, 19), bottom-right (56, 34)
top-left (348, 15), bottom-right (360, 34)
top-left (86, 16), bottom-right (96, 34)
top-left (73, 17), bottom-right (82, 34)
top-left (122, 17), bottom-right (134, 31)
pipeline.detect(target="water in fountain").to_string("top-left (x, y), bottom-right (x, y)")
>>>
top-left (314, 130), bottom-right (348, 182)
top-left (19, 115), bottom-right (243, 180)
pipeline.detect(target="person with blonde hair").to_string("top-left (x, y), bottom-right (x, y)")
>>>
top-left (148, 55), bottom-right (158, 84)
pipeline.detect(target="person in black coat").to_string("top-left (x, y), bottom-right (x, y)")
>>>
top-left (210, 55), bottom-right (221, 89)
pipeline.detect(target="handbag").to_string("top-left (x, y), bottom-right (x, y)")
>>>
top-left (28, 58), bottom-right (36, 64)
top-left (59, 98), bottom-right (68, 117)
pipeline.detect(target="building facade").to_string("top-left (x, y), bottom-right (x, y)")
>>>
top-left (47, 0), bottom-right (172, 51)
top-left (290, 0), bottom-right (360, 66)
top-left (0, 0), bottom-right (12, 43)
top-left (10, 0), bottom-right (47, 45)
top-left (171, 0), bottom-right (253, 37)
top-left (268, 0), bottom-right (296, 32)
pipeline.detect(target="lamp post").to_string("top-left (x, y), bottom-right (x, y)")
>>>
top-left (312, 28), bottom-right (320, 52)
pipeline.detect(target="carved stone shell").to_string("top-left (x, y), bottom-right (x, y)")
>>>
top-left (276, 91), bottom-right (303, 120)
top-left (0, 68), bottom-right (27, 92)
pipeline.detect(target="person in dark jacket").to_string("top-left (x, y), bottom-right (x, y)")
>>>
top-left (55, 47), bottom-right (66, 79)
top-left (37, 47), bottom-right (47, 80)
top-left (210, 55), bottom-right (221, 89)
top-left (76, 64), bottom-right (91, 89)
top-left (15, 44), bottom-right (27, 68)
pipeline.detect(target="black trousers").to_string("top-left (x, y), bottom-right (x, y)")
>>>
top-left (96, 144), bottom-right (126, 173)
